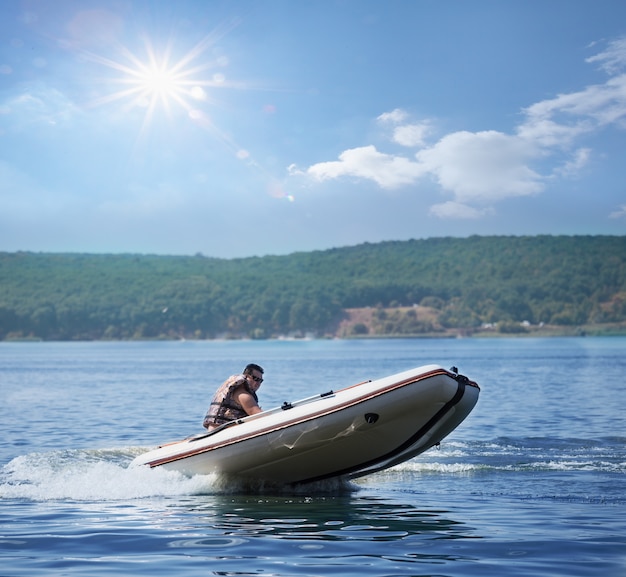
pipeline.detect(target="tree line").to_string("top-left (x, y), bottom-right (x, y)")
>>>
top-left (1, 235), bottom-right (625, 340)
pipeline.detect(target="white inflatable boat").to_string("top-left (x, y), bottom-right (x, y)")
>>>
top-left (131, 364), bottom-right (480, 485)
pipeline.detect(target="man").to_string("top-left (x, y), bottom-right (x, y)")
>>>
top-left (203, 363), bottom-right (264, 430)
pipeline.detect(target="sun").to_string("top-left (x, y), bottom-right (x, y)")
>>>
top-left (136, 64), bottom-right (185, 102)
top-left (80, 24), bottom-right (253, 157)
top-left (85, 34), bottom-right (223, 126)
top-left (120, 47), bottom-right (205, 116)
top-left (117, 36), bottom-right (220, 116)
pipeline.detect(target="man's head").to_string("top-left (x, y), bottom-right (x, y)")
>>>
top-left (243, 363), bottom-right (264, 390)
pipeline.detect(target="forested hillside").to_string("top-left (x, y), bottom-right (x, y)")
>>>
top-left (1, 236), bottom-right (625, 340)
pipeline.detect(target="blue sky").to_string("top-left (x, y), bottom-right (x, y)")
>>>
top-left (1, 0), bottom-right (625, 258)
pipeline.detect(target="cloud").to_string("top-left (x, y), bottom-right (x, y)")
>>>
top-left (553, 148), bottom-right (591, 178)
top-left (2, 85), bottom-right (80, 127)
top-left (377, 108), bottom-right (430, 147)
top-left (306, 145), bottom-right (426, 189)
top-left (429, 201), bottom-right (493, 219)
top-left (415, 130), bottom-right (543, 202)
top-left (520, 74), bottom-right (626, 140)
top-left (296, 37), bottom-right (626, 219)
top-left (377, 108), bottom-right (408, 124)
top-left (609, 204), bottom-right (626, 220)
top-left (392, 123), bottom-right (430, 147)
top-left (586, 37), bottom-right (626, 74)
top-left (304, 129), bottom-right (543, 202)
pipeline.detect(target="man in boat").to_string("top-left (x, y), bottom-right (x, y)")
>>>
top-left (203, 363), bottom-right (264, 430)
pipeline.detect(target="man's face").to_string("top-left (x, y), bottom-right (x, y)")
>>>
top-left (246, 370), bottom-right (263, 392)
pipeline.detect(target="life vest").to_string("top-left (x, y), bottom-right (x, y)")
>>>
top-left (203, 374), bottom-right (259, 429)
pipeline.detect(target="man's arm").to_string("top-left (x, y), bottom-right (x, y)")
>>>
top-left (235, 387), bottom-right (263, 416)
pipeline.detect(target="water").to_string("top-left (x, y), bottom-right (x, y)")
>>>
top-left (1, 338), bottom-right (625, 576)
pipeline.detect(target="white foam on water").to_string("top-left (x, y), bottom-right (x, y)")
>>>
top-left (391, 461), bottom-right (485, 474)
top-left (0, 448), bottom-right (224, 501)
top-left (0, 447), bottom-right (358, 501)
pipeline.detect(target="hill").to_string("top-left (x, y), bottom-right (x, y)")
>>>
top-left (1, 235), bottom-right (625, 340)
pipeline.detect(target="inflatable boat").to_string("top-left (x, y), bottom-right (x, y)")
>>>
top-left (131, 364), bottom-right (480, 485)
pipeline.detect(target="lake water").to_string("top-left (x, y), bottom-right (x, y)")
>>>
top-left (1, 338), bottom-right (625, 576)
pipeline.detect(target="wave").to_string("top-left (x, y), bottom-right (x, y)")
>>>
top-left (392, 459), bottom-right (626, 474)
top-left (399, 436), bottom-right (626, 474)
top-left (2, 434), bottom-right (623, 502)
top-left (0, 447), bottom-right (203, 501)
top-left (0, 447), bottom-right (357, 502)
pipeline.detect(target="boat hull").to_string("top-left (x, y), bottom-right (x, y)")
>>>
top-left (131, 364), bottom-right (480, 485)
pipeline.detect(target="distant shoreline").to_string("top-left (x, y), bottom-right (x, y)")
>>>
top-left (3, 238), bottom-right (625, 342)
top-left (3, 323), bottom-right (626, 343)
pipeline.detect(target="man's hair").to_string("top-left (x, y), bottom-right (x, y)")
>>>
top-left (244, 363), bottom-right (264, 375)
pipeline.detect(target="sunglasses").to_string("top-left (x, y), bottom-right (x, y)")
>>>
top-left (250, 375), bottom-right (263, 383)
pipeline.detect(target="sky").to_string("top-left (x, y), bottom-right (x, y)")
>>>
top-left (1, 0), bottom-right (626, 258)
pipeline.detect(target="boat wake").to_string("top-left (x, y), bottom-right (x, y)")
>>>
top-left (365, 437), bottom-right (626, 506)
top-left (411, 437), bottom-right (626, 474)
top-left (3, 436), bottom-right (622, 503)
top-left (0, 447), bottom-right (358, 502)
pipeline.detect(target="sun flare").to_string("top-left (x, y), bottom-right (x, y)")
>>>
top-left (123, 54), bottom-right (202, 113)
top-left (81, 23), bottom-right (253, 156)
top-left (138, 65), bottom-right (182, 99)
top-left (85, 34), bottom-right (222, 125)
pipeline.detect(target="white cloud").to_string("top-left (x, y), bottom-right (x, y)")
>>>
top-left (3, 86), bottom-right (80, 127)
top-left (377, 108), bottom-right (430, 146)
top-left (553, 147), bottom-right (591, 178)
top-left (586, 37), bottom-right (626, 74)
top-left (306, 145), bottom-right (426, 189)
top-left (392, 123), bottom-right (430, 147)
top-left (520, 74), bottom-right (626, 139)
top-left (415, 130), bottom-right (543, 202)
top-left (429, 201), bottom-right (493, 219)
top-left (609, 204), bottom-right (626, 219)
top-left (377, 108), bottom-right (408, 124)
top-left (295, 37), bottom-right (626, 220)
top-left (516, 114), bottom-right (590, 148)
